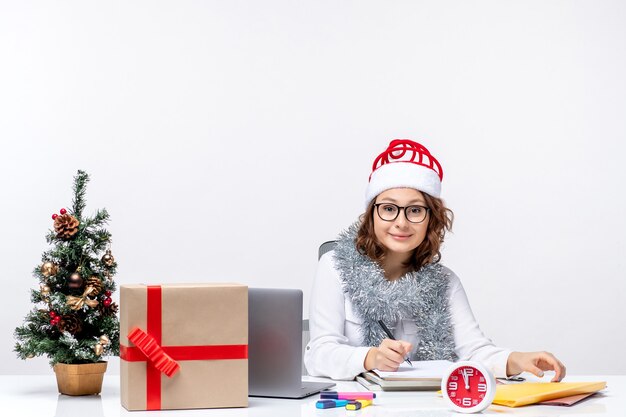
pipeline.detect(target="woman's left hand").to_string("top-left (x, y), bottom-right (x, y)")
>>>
top-left (506, 351), bottom-right (566, 382)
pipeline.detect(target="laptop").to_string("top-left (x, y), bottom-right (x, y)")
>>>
top-left (248, 288), bottom-right (335, 398)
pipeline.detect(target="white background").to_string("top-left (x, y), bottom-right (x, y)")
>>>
top-left (1, 1), bottom-right (625, 375)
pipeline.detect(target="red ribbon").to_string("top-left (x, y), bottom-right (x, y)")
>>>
top-left (120, 285), bottom-right (248, 410)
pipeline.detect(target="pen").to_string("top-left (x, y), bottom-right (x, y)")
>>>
top-left (377, 320), bottom-right (413, 366)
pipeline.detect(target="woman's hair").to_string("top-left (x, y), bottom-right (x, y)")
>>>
top-left (355, 192), bottom-right (454, 271)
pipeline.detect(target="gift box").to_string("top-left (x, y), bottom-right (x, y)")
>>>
top-left (120, 283), bottom-right (248, 410)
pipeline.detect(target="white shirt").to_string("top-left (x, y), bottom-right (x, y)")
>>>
top-left (304, 251), bottom-right (512, 380)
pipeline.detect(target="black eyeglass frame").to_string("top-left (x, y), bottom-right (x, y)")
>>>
top-left (373, 203), bottom-right (430, 224)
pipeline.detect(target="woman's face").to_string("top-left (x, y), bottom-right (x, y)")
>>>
top-left (373, 188), bottom-right (429, 258)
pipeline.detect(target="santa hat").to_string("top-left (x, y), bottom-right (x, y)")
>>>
top-left (365, 139), bottom-right (443, 208)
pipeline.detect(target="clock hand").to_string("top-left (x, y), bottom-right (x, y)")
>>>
top-left (462, 369), bottom-right (469, 389)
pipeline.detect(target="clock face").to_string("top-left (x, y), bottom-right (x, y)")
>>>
top-left (442, 361), bottom-right (496, 413)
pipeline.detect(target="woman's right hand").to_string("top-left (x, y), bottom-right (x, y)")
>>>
top-left (364, 338), bottom-right (413, 371)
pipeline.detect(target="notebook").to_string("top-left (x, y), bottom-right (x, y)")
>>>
top-left (372, 360), bottom-right (453, 380)
top-left (248, 288), bottom-right (335, 398)
top-left (359, 371), bottom-right (442, 391)
top-left (357, 360), bottom-right (453, 391)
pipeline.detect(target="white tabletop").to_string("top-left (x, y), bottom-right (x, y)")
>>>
top-left (0, 374), bottom-right (622, 417)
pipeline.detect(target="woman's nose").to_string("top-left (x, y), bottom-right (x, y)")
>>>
top-left (394, 210), bottom-right (409, 227)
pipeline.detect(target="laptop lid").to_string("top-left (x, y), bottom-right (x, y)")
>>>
top-left (248, 288), bottom-right (334, 398)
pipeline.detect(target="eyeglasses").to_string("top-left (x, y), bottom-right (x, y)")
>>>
top-left (374, 203), bottom-right (430, 224)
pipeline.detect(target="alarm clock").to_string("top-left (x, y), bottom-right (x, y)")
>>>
top-left (441, 361), bottom-right (496, 413)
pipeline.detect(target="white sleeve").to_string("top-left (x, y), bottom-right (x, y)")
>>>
top-left (447, 268), bottom-right (512, 378)
top-left (304, 252), bottom-right (371, 380)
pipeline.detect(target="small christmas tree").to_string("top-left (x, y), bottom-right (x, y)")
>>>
top-left (14, 170), bottom-right (120, 365)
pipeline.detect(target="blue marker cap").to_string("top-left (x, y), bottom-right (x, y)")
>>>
top-left (316, 399), bottom-right (349, 409)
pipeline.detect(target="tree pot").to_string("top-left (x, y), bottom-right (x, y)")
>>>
top-left (53, 361), bottom-right (108, 396)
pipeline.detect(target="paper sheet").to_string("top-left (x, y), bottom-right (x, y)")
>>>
top-left (372, 360), bottom-right (453, 380)
top-left (539, 392), bottom-right (596, 406)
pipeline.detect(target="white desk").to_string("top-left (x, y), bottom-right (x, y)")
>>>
top-left (1, 375), bottom-right (622, 417)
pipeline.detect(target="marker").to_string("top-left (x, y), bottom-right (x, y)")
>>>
top-left (346, 399), bottom-right (373, 410)
top-left (320, 391), bottom-right (376, 400)
top-left (378, 320), bottom-right (412, 366)
top-left (316, 399), bottom-right (349, 409)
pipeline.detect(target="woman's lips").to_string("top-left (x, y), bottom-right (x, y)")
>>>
top-left (389, 233), bottom-right (412, 240)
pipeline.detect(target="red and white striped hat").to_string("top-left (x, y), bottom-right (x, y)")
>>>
top-left (365, 139), bottom-right (443, 207)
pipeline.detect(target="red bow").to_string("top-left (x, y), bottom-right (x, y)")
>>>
top-left (370, 139), bottom-right (443, 181)
top-left (127, 327), bottom-right (180, 377)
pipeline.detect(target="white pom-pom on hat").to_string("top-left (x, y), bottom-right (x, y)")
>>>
top-left (365, 139), bottom-right (443, 208)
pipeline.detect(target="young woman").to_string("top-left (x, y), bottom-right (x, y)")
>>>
top-left (304, 139), bottom-right (566, 381)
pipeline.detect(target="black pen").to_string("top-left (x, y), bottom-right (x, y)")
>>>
top-left (377, 320), bottom-right (413, 366)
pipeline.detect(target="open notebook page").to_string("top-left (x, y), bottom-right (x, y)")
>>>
top-left (372, 360), bottom-right (453, 380)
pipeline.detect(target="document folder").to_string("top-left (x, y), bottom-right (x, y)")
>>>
top-left (492, 381), bottom-right (606, 407)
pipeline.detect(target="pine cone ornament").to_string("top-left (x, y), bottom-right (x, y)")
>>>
top-left (54, 214), bottom-right (80, 239)
top-left (84, 276), bottom-right (103, 296)
top-left (58, 314), bottom-right (82, 335)
top-left (98, 301), bottom-right (118, 317)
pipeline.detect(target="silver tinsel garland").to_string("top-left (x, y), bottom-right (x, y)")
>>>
top-left (333, 222), bottom-right (458, 361)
